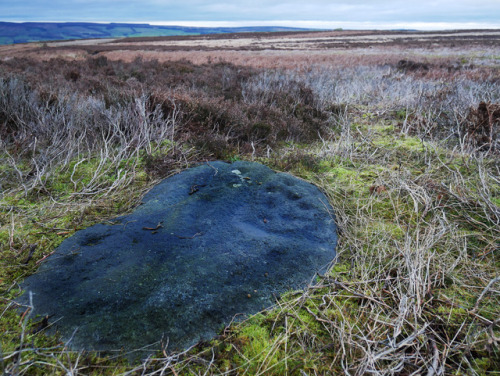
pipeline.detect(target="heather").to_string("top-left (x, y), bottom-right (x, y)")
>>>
top-left (0, 50), bottom-right (499, 374)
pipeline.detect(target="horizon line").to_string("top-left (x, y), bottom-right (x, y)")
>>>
top-left (1, 20), bottom-right (500, 31)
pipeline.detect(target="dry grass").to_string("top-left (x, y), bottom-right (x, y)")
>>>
top-left (0, 44), bottom-right (499, 375)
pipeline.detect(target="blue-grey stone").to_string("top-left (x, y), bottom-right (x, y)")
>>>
top-left (19, 161), bottom-right (337, 353)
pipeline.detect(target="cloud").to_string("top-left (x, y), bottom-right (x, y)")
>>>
top-left (1, 0), bottom-right (499, 28)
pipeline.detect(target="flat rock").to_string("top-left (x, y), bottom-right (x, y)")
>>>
top-left (19, 161), bottom-right (337, 353)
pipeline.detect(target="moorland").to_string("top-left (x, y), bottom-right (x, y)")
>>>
top-left (0, 22), bottom-right (309, 45)
top-left (0, 29), bottom-right (499, 375)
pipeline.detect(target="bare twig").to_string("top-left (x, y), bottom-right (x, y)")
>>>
top-left (473, 276), bottom-right (500, 313)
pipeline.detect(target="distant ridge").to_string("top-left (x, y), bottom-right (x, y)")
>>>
top-left (0, 22), bottom-right (312, 45)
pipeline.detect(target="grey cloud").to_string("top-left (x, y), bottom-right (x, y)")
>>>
top-left (1, 0), bottom-right (499, 26)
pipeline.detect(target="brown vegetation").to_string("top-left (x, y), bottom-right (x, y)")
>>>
top-left (465, 101), bottom-right (500, 152)
top-left (0, 30), bottom-right (499, 375)
top-left (1, 29), bottom-right (500, 73)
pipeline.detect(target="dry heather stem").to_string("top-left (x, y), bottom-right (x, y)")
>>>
top-left (0, 56), bottom-right (498, 375)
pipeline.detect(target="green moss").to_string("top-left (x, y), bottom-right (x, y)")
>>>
top-left (472, 357), bottom-right (495, 376)
top-left (373, 134), bottom-right (424, 153)
top-left (436, 304), bottom-right (467, 319)
top-left (234, 322), bottom-right (286, 374)
top-left (1, 62), bottom-right (499, 374)
top-left (368, 221), bottom-right (405, 239)
top-left (330, 263), bottom-right (350, 275)
top-left (319, 162), bottom-right (386, 193)
top-left (395, 109), bottom-right (408, 120)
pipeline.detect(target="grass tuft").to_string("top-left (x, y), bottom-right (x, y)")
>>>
top-left (1, 53), bottom-right (499, 375)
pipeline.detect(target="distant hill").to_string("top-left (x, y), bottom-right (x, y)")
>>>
top-left (0, 22), bottom-right (311, 45)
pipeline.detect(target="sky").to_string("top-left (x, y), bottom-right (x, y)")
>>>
top-left (1, 0), bottom-right (500, 30)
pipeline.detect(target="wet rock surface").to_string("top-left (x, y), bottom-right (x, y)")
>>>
top-left (19, 161), bottom-right (337, 353)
